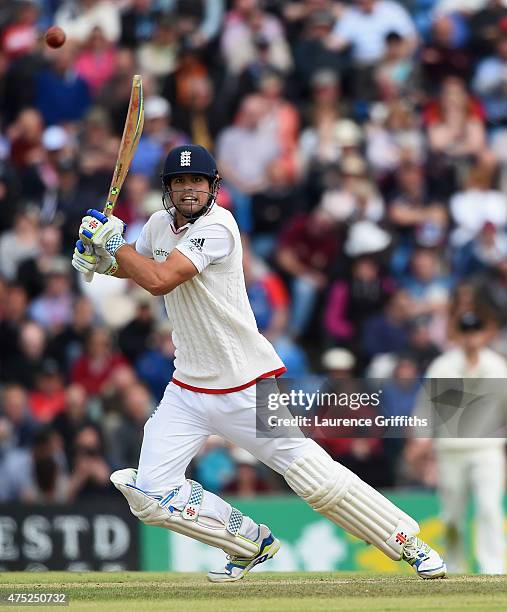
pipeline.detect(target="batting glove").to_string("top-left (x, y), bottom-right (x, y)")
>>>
top-left (79, 209), bottom-right (127, 256)
top-left (72, 239), bottom-right (119, 276)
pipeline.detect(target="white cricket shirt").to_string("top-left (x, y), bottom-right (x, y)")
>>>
top-left (135, 205), bottom-right (286, 392)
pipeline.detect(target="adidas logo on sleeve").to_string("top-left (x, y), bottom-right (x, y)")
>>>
top-left (189, 238), bottom-right (205, 251)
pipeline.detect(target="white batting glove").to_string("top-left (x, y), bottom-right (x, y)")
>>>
top-left (72, 240), bottom-right (119, 276)
top-left (79, 209), bottom-right (126, 256)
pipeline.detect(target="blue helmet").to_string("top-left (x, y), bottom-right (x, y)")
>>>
top-left (161, 145), bottom-right (221, 222)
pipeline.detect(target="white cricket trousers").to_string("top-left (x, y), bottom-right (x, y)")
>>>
top-left (437, 445), bottom-right (506, 574)
top-left (136, 382), bottom-right (319, 541)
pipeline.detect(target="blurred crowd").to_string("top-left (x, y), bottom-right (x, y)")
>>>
top-left (1, 0), bottom-right (507, 503)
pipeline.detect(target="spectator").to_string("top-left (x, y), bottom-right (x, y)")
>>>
top-left (244, 239), bottom-right (309, 374)
top-left (276, 206), bottom-right (340, 337)
top-left (171, 76), bottom-right (224, 151)
top-left (421, 14), bottom-right (471, 92)
top-left (292, 10), bottom-right (343, 90)
top-left (361, 289), bottom-right (411, 359)
top-left (0, 208), bottom-right (38, 280)
top-left (0, 384), bottom-right (37, 448)
top-left (216, 94), bottom-right (279, 232)
top-left (250, 159), bottom-right (304, 258)
top-left (401, 248), bottom-right (453, 319)
top-left (473, 32), bottom-right (507, 127)
top-left (35, 42), bottom-right (91, 125)
top-left (55, 0), bottom-right (121, 44)
top-left (48, 295), bottom-right (95, 373)
top-left (449, 162), bottom-right (507, 248)
top-left (29, 427), bottom-right (70, 504)
top-left (375, 31), bottom-right (416, 100)
top-left (0, 418), bottom-right (35, 502)
top-left (318, 154), bottom-right (384, 224)
top-left (98, 48), bottom-right (138, 137)
top-left (468, 0), bottom-right (507, 60)
top-left (454, 221), bottom-right (507, 278)
top-left (193, 436), bottom-right (236, 494)
top-left (67, 425), bottom-right (113, 501)
top-left (74, 26), bottom-right (117, 97)
top-left (329, 0), bottom-right (417, 99)
top-left (425, 77), bottom-right (486, 198)
top-left (298, 83), bottom-right (355, 176)
top-left (232, 33), bottom-right (283, 108)
top-left (8, 107), bottom-right (44, 171)
top-left (136, 321), bottom-right (175, 402)
top-left (256, 71), bottom-right (300, 181)
top-left (70, 327), bottom-right (128, 396)
top-left (406, 318), bottom-right (441, 372)
top-left (325, 255), bottom-right (394, 345)
top-left (28, 257), bottom-right (74, 333)
top-left (224, 447), bottom-right (272, 496)
top-left (28, 358), bottom-right (66, 424)
top-left (2, 321), bottom-right (48, 389)
top-left (0, 283), bottom-right (29, 371)
top-left (113, 173), bottom-right (151, 240)
top-left (118, 291), bottom-right (155, 364)
top-left (120, 0), bottom-right (160, 49)
top-left (107, 383), bottom-right (153, 469)
top-left (17, 224), bottom-right (63, 299)
top-left (386, 162), bottom-right (447, 271)
top-left (52, 384), bottom-right (93, 468)
top-left (365, 101), bottom-right (424, 177)
top-left (221, 0), bottom-right (292, 76)
top-left (137, 17), bottom-right (179, 81)
top-left (1, 0), bottom-right (39, 61)
top-left (176, 0), bottom-right (225, 51)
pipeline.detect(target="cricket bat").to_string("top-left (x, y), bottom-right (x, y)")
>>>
top-left (84, 74), bottom-right (144, 282)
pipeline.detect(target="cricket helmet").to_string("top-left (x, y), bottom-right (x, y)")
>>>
top-left (161, 145), bottom-right (220, 222)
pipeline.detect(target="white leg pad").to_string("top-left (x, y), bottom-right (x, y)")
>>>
top-left (285, 453), bottom-right (419, 560)
top-left (110, 469), bottom-right (259, 558)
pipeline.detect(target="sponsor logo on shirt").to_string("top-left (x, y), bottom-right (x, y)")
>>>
top-left (189, 238), bottom-right (205, 251)
top-left (155, 247), bottom-right (170, 257)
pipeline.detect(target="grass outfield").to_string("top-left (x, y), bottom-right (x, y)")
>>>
top-left (0, 573), bottom-right (506, 611)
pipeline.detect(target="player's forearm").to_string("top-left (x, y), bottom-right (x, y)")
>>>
top-left (114, 245), bottom-right (169, 293)
top-left (114, 245), bottom-right (195, 295)
top-left (110, 264), bottom-right (130, 279)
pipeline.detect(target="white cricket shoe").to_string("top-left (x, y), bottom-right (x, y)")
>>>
top-left (402, 535), bottom-right (447, 579)
top-left (207, 524), bottom-right (280, 582)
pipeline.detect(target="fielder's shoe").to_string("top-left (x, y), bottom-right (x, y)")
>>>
top-left (402, 535), bottom-right (447, 579)
top-left (207, 524), bottom-right (280, 582)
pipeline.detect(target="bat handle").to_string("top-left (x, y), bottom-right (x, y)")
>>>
top-left (83, 242), bottom-right (95, 283)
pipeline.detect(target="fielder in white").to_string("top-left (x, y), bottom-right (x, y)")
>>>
top-left (72, 144), bottom-right (446, 581)
top-left (413, 312), bottom-right (506, 574)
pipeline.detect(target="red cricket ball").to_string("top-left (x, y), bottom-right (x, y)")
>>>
top-left (45, 26), bottom-right (66, 49)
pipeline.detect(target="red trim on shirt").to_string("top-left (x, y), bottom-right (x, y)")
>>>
top-left (172, 366), bottom-right (287, 394)
top-left (170, 221), bottom-right (189, 234)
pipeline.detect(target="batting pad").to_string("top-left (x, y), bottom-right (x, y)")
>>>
top-left (284, 453), bottom-right (419, 560)
top-left (110, 469), bottom-right (259, 558)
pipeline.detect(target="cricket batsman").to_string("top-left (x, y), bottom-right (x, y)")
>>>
top-left (72, 144), bottom-right (446, 581)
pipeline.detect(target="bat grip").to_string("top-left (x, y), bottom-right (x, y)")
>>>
top-left (83, 242), bottom-right (95, 283)
top-left (83, 204), bottom-right (113, 283)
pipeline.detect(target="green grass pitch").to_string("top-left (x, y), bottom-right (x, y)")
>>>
top-left (0, 572), bottom-right (506, 611)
